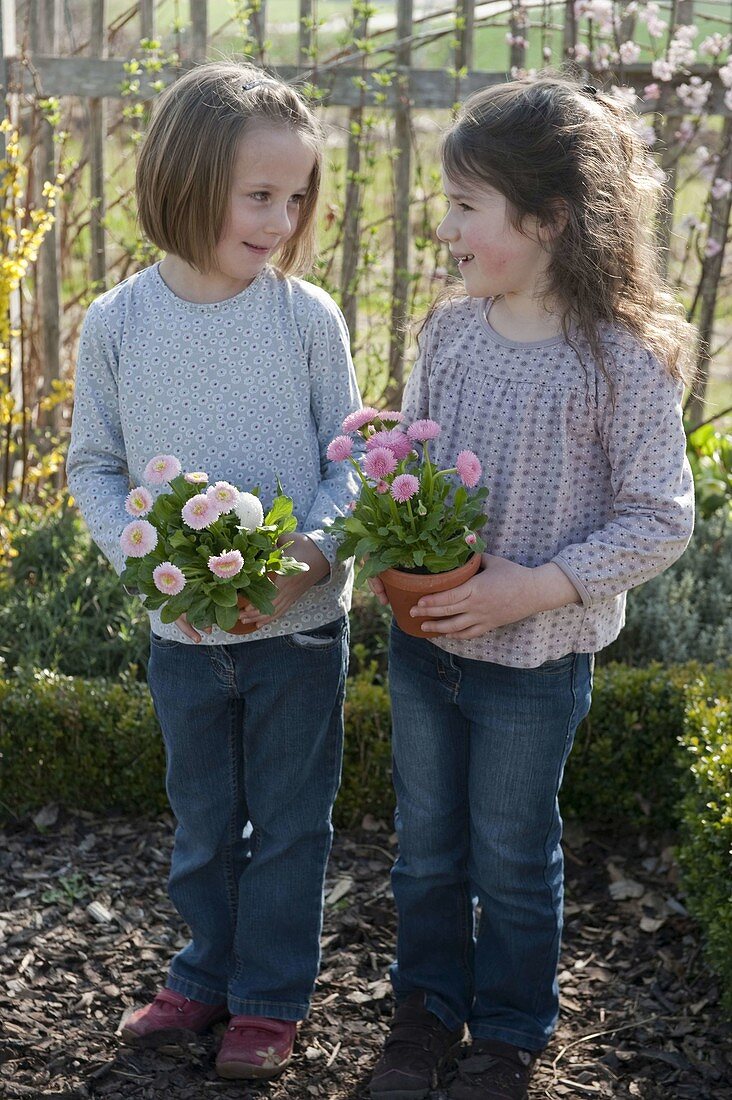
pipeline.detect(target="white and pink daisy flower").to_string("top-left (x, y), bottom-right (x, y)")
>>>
top-left (407, 418), bottom-right (441, 442)
top-left (342, 407), bottom-right (379, 433)
top-left (327, 435), bottom-right (354, 462)
top-left (378, 410), bottom-right (405, 423)
top-left (125, 486), bottom-right (153, 517)
top-left (207, 481), bottom-right (238, 513)
top-left (456, 450), bottom-right (482, 488)
top-left (184, 471), bottom-right (209, 485)
top-left (234, 492), bottom-right (264, 532)
top-left (182, 493), bottom-right (218, 530)
top-left (465, 532), bottom-right (477, 546)
top-left (152, 562), bottom-right (186, 595)
top-left (144, 454), bottom-right (182, 485)
top-left (120, 519), bottom-right (158, 558)
top-left (208, 550), bottom-right (245, 579)
top-left (391, 474), bottom-right (420, 503)
top-left (363, 447), bottom-right (397, 480)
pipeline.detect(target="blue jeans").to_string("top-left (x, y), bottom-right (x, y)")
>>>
top-left (388, 624), bottom-right (593, 1051)
top-left (146, 617), bottom-right (348, 1021)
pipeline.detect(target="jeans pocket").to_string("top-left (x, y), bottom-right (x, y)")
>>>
top-left (284, 617), bottom-right (346, 650)
top-left (150, 631), bottom-right (183, 649)
top-left (535, 652), bottom-right (575, 675)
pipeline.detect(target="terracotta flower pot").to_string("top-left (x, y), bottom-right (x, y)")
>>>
top-left (379, 554), bottom-right (481, 638)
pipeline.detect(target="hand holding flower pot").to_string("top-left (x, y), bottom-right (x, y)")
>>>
top-left (120, 456), bottom-right (308, 635)
top-left (328, 410), bottom-right (488, 637)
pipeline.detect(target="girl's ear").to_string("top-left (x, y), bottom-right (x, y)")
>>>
top-left (538, 198), bottom-right (570, 241)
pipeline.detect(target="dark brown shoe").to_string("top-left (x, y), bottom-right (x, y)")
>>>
top-left (447, 1038), bottom-right (537, 1100)
top-left (369, 992), bottom-right (464, 1100)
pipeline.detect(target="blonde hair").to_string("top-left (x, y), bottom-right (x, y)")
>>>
top-left (136, 62), bottom-right (323, 276)
top-left (437, 73), bottom-right (695, 384)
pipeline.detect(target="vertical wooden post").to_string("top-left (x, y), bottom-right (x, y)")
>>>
top-left (685, 116), bottom-right (732, 429)
top-left (388, 0), bottom-right (413, 399)
top-left (657, 0), bottom-right (694, 275)
top-left (509, 0), bottom-right (528, 71)
top-left (454, 0), bottom-right (475, 74)
top-left (340, 5), bottom-right (369, 346)
top-left (1, 0), bottom-right (23, 496)
top-left (31, 0), bottom-right (61, 434)
top-left (190, 0), bottom-right (208, 60)
top-left (562, 0), bottom-right (577, 60)
top-left (89, 0), bottom-right (107, 292)
top-left (140, 0), bottom-right (155, 40)
top-left (249, 0), bottom-right (267, 64)
top-left (298, 0), bottom-right (313, 71)
top-left (1, 0), bottom-right (17, 157)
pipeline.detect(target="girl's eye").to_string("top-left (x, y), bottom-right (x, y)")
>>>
top-left (250, 191), bottom-right (269, 201)
top-left (459, 203), bottom-right (473, 212)
top-left (289, 195), bottom-right (305, 205)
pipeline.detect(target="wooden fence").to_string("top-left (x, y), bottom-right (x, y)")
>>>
top-left (1, 0), bottom-right (731, 421)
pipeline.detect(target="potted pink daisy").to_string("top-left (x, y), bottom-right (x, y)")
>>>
top-left (328, 409), bottom-right (487, 636)
top-left (120, 455), bottom-right (307, 634)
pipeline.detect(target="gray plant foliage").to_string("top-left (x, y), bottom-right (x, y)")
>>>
top-left (603, 512), bottom-right (732, 667)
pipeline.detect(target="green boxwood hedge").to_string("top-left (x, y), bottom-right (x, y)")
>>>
top-left (677, 691), bottom-right (732, 1014)
top-left (1, 660), bottom-right (730, 1012)
top-left (0, 663), bottom-right (393, 829)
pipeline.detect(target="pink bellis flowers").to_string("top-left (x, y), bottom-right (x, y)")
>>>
top-left (391, 474), bottom-right (420, 502)
top-left (327, 435), bottom-right (354, 462)
top-left (327, 412), bottom-right (488, 581)
top-left (153, 562), bottom-right (186, 595)
top-left (125, 486), bottom-right (153, 517)
top-left (119, 459), bottom-right (308, 634)
top-left (208, 550), bottom-right (245, 579)
top-left (207, 481), bottom-right (238, 514)
top-left (144, 453), bottom-right (182, 485)
top-left (456, 450), bottom-right (482, 488)
top-left (120, 519), bottom-right (158, 558)
top-left (182, 493), bottom-right (219, 531)
top-left (366, 429), bottom-right (413, 462)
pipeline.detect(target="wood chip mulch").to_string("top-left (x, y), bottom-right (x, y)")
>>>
top-left (1, 808), bottom-right (731, 1100)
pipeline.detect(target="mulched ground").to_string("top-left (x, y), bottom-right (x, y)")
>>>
top-left (1, 808), bottom-right (731, 1100)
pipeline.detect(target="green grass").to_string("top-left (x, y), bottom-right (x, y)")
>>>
top-left (107, 0), bottom-right (732, 74)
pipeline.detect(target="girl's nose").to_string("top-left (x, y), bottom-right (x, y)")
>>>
top-left (436, 212), bottom-right (455, 242)
top-left (267, 205), bottom-right (293, 236)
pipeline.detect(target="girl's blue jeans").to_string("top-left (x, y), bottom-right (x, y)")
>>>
top-left (146, 617), bottom-right (348, 1021)
top-left (388, 623), bottom-right (593, 1051)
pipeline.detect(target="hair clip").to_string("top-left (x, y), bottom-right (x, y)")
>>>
top-left (582, 83), bottom-right (598, 96)
top-left (242, 77), bottom-right (271, 91)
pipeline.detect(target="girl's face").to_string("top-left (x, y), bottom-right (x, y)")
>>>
top-left (437, 173), bottom-right (551, 303)
top-left (213, 125), bottom-right (316, 292)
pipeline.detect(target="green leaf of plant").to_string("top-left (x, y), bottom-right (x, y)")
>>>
top-left (215, 601), bottom-right (240, 632)
top-left (209, 584), bottom-right (238, 607)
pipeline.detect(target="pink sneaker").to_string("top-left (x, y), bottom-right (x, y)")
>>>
top-left (215, 1015), bottom-right (297, 1079)
top-left (120, 988), bottom-right (229, 1046)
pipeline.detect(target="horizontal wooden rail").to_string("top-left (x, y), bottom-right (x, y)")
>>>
top-left (4, 56), bottom-right (731, 114)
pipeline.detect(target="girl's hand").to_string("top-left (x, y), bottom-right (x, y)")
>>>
top-left (412, 553), bottom-right (581, 639)
top-left (175, 615), bottom-right (212, 644)
top-left (367, 575), bottom-right (389, 606)
top-left (236, 534), bottom-right (330, 628)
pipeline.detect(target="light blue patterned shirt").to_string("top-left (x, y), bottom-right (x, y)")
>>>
top-left (67, 263), bottom-right (361, 645)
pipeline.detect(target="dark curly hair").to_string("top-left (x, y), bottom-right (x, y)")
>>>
top-left (436, 73), bottom-right (694, 384)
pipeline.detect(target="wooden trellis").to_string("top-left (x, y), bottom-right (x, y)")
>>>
top-left (1, 0), bottom-right (730, 404)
